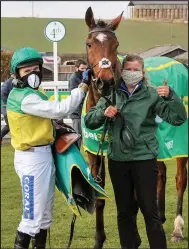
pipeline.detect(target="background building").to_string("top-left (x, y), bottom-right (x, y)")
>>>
top-left (138, 44), bottom-right (187, 58)
top-left (127, 1), bottom-right (188, 20)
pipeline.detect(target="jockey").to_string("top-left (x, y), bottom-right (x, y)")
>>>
top-left (6, 47), bottom-right (91, 249)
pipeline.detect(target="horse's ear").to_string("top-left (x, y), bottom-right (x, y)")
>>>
top-left (108, 11), bottom-right (124, 31)
top-left (85, 7), bottom-right (96, 31)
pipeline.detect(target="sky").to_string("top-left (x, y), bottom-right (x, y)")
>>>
top-left (1, 1), bottom-right (130, 19)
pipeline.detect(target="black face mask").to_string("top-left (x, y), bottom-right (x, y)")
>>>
top-left (20, 71), bottom-right (42, 89)
top-left (76, 70), bottom-right (83, 79)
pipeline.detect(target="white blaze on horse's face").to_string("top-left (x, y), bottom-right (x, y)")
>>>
top-left (96, 33), bottom-right (107, 43)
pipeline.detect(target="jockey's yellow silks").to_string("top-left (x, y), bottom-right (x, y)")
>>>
top-left (7, 87), bottom-right (54, 150)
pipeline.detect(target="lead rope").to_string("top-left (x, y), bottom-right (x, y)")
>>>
top-left (66, 196), bottom-right (82, 248)
top-left (93, 117), bottom-right (109, 183)
top-left (66, 214), bottom-right (77, 249)
top-left (93, 65), bottom-right (117, 183)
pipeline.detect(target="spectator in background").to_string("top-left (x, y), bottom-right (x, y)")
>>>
top-left (68, 59), bottom-right (87, 149)
top-left (1, 73), bottom-right (14, 142)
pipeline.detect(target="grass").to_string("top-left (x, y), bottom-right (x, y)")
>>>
top-left (1, 144), bottom-right (188, 248)
top-left (1, 17), bottom-right (188, 54)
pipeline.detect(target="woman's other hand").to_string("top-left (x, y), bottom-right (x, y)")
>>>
top-left (157, 80), bottom-right (170, 97)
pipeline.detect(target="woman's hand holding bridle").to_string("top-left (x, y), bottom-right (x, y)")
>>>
top-left (104, 106), bottom-right (118, 118)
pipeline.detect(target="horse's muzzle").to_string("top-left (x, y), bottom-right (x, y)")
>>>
top-left (96, 78), bottom-right (114, 96)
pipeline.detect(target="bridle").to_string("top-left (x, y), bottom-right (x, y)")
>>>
top-left (86, 27), bottom-right (118, 97)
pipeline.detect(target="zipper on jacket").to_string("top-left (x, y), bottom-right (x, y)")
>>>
top-left (143, 138), bottom-right (157, 157)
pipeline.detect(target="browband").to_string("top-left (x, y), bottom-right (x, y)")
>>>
top-left (88, 28), bottom-right (115, 35)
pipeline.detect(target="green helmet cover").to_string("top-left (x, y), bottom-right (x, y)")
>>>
top-left (11, 47), bottom-right (43, 74)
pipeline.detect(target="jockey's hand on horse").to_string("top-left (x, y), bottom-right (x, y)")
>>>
top-left (157, 79), bottom-right (170, 97)
top-left (104, 106), bottom-right (118, 118)
top-left (82, 68), bottom-right (92, 86)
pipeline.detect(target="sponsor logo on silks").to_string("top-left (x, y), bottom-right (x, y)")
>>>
top-left (165, 140), bottom-right (174, 150)
top-left (22, 175), bottom-right (34, 220)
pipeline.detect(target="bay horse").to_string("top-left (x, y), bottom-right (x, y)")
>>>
top-left (84, 7), bottom-right (123, 248)
top-left (84, 7), bottom-right (188, 248)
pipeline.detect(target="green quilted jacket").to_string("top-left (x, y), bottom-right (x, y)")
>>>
top-left (84, 83), bottom-right (187, 162)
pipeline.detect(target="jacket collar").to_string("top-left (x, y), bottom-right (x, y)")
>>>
top-left (119, 80), bottom-right (149, 101)
top-left (120, 81), bottom-right (143, 96)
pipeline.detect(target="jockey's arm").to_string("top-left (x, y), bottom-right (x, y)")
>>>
top-left (21, 88), bottom-right (86, 119)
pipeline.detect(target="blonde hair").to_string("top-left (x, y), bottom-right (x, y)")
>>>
top-left (122, 54), bottom-right (151, 86)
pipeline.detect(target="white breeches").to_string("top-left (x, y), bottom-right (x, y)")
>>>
top-left (14, 145), bottom-right (55, 237)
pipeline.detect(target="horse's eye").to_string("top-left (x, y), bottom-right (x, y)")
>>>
top-left (86, 42), bottom-right (91, 48)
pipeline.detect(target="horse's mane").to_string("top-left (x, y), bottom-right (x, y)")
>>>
top-left (96, 20), bottom-right (108, 28)
top-left (95, 19), bottom-right (115, 33)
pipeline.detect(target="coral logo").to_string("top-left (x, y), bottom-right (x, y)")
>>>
top-left (22, 175), bottom-right (34, 220)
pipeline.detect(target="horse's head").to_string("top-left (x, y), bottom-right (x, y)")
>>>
top-left (85, 7), bottom-right (123, 95)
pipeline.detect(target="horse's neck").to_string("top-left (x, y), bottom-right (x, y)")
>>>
top-left (86, 84), bottom-right (100, 111)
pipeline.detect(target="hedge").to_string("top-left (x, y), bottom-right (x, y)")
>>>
top-left (1, 51), bottom-right (13, 82)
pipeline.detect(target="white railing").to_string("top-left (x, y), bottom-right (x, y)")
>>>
top-left (1, 81), bottom-right (73, 139)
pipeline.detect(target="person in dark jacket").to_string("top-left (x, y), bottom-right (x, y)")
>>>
top-left (1, 75), bottom-right (14, 141)
top-left (68, 59), bottom-right (87, 149)
top-left (84, 54), bottom-right (187, 249)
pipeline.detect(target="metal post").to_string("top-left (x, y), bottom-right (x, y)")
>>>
top-left (53, 42), bottom-right (58, 101)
